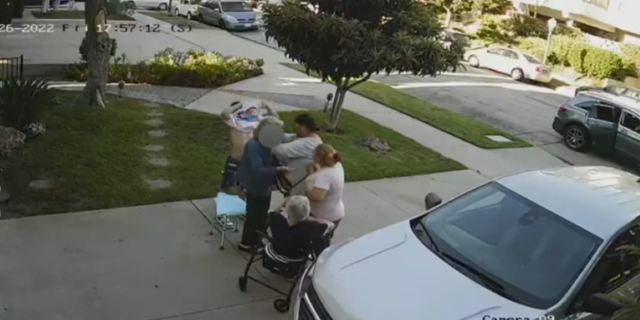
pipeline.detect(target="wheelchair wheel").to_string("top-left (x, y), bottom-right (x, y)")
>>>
top-left (238, 276), bottom-right (248, 292)
top-left (274, 298), bottom-right (289, 313)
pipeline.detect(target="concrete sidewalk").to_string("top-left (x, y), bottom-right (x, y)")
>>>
top-left (0, 170), bottom-right (485, 320)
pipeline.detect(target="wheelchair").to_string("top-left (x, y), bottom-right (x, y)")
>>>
top-left (237, 230), bottom-right (323, 313)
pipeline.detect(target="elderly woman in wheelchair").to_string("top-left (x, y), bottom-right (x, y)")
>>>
top-left (238, 195), bottom-right (334, 313)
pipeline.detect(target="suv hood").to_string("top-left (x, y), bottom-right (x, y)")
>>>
top-left (312, 222), bottom-right (544, 320)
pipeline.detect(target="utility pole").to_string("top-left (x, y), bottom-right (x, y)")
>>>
top-left (543, 18), bottom-right (557, 64)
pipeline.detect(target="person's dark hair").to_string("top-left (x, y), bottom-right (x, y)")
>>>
top-left (294, 114), bottom-right (318, 132)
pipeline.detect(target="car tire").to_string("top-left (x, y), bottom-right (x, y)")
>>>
top-left (187, 12), bottom-right (192, 20)
top-left (219, 19), bottom-right (227, 30)
top-left (467, 55), bottom-right (479, 68)
top-left (511, 68), bottom-right (524, 81)
top-left (158, 2), bottom-right (167, 10)
top-left (173, 8), bottom-right (179, 16)
top-left (563, 124), bottom-right (589, 152)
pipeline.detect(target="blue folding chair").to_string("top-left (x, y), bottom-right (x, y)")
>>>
top-left (212, 192), bottom-right (247, 250)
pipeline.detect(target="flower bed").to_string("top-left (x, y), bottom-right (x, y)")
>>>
top-left (65, 48), bottom-right (265, 88)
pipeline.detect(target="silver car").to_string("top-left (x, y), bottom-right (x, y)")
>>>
top-left (197, 0), bottom-right (259, 30)
top-left (464, 47), bottom-right (552, 83)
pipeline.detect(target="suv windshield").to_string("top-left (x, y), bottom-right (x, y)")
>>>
top-left (221, 1), bottom-right (252, 11)
top-left (413, 182), bottom-right (601, 309)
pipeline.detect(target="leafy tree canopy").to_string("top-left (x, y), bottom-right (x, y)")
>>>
top-left (263, 0), bottom-right (465, 86)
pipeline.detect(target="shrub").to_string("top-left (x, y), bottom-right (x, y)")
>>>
top-left (621, 43), bottom-right (640, 77)
top-left (65, 48), bottom-right (264, 88)
top-left (505, 14), bottom-right (547, 39)
top-left (106, 0), bottom-right (128, 15)
top-left (582, 47), bottom-right (624, 79)
top-left (517, 37), bottom-right (547, 61)
top-left (0, 78), bottom-right (51, 129)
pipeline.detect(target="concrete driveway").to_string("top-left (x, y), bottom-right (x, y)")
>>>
top-left (371, 68), bottom-right (623, 168)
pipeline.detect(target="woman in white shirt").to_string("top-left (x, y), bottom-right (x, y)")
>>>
top-left (305, 144), bottom-right (345, 243)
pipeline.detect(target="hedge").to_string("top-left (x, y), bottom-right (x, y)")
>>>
top-left (65, 48), bottom-right (264, 88)
top-left (516, 35), bottom-right (633, 80)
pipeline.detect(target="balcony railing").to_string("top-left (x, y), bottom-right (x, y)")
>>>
top-left (582, 0), bottom-right (610, 9)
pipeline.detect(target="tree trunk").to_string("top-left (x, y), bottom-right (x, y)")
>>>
top-left (0, 0), bottom-right (13, 24)
top-left (41, 0), bottom-right (48, 13)
top-left (81, 0), bottom-right (112, 108)
top-left (53, 0), bottom-right (60, 10)
top-left (324, 86), bottom-right (339, 113)
top-left (327, 87), bottom-right (346, 132)
top-left (11, 0), bottom-right (23, 18)
top-left (444, 6), bottom-right (452, 29)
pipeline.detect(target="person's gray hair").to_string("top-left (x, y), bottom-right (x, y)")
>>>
top-left (285, 195), bottom-right (311, 225)
top-left (254, 116), bottom-right (283, 136)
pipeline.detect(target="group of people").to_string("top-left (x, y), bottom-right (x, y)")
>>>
top-left (220, 100), bottom-right (346, 255)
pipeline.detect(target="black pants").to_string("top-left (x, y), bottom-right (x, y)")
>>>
top-left (241, 193), bottom-right (272, 247)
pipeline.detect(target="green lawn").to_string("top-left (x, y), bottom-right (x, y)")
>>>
top-left (282, 63), bottom-right (531, 149)
top-left (1, 91), bottom-right (462, 217)
top-left (32, 10), bottom-right (134, 20)
top-left (139, 11), bottom-right (214, 29)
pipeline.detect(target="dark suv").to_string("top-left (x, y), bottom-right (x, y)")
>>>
top-left (551, 88), bottom-right (640, 168)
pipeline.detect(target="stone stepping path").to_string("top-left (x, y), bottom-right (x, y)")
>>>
top-left (142, 102), bottom-right (172, 190)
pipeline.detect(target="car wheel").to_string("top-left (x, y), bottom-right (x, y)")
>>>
top-left (219, 19), bottom-right (227, 30)
top-left (158, 2), bottom-right (167, 10)
top-left (187, 12), bottom-right (192, 20)
top-left (467, 55), bottom-right (479, 68)
top-left (511, 68), bottom-right (524, 81)
top-left (563, 125), bottom-right (589, 152)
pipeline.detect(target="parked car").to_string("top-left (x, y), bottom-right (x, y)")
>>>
top-left (293, 166), bottom-right (640, 320)
top-left (126, 0), bottom-right (168, 10)
top-left (552, 88), bottom-right (640, 168)
top-left (173, 0), bottom-right (200, 19)
top-left (464, 47), bottom-right (552, 83)
top-left (197, 0), bottom-right (259, 30)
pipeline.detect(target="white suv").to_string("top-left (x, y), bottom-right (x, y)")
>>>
top-left (293, 166), bottom-right (640, 320)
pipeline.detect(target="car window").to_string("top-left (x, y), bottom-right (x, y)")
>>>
top-left (502, 50), bottom-right (518, 59)
top-left (487, 48), bottom-right (503, 55)
top-left (571, 225), bottom-right (640, 307)
top-left (589, 103), bottom-right (621, 123)
top-left (522, 54), bottom-right (540, 64)
top-left (220, 1), bottom-right (251, 11)
top-left (571, 94), bottom-right (599, 111)
top-left (416, 182), bottom-right (601, 309)
top-left (621, 112), bottom-right (640, 133)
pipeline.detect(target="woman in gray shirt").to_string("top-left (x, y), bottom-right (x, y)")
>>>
top-left (272, 114), bottom-right (323, 196)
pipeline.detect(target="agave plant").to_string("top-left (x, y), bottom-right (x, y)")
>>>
top-left (0, 78), bottom-right (51, 129)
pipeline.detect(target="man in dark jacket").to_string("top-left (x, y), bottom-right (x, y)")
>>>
top-left (237, 118), bottom-right (290, 251)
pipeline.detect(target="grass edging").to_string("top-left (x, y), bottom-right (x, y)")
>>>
top-left (281, 63), bottom-right (531, 149)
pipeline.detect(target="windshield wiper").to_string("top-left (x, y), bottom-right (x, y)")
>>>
top-left (416, 221), bottom-right (440, 253)
top-left (440, 252), bottom-right (522, 303)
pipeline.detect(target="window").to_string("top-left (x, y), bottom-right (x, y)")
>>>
top-left (502, 50), bottom-right (518, 59)
top-left (589, 103), bottom-right (621, 123)
top-left (621, 112), bottom-right (640, 132)
top-left (572, 225), bottom-right (640, 306)
top-left (572, 94), bottom-right (599, 111)
top-left (414, 183), bottom-right (601, 309)
top-left (209, 1), bottom-right (218, 9)
top-left (220, 1), bottom-right (251, 11)
top-left (522, 54), bottom-right (540, 64)
top-left (487, 48), bottom-right (502, 55)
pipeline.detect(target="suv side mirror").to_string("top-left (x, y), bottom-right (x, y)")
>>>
top-left (425, 193), bottom-right (442, 210)
top-left (577, 293), bottom-right (624, 317)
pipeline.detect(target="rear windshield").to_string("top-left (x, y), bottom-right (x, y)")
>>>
top-left (522, 54), bottom-right (540, 64)
top-left (221, 1), bottom-right (252, 11)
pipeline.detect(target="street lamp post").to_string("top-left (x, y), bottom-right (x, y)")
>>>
top-left (543, 18), bottom-right (557, 64)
